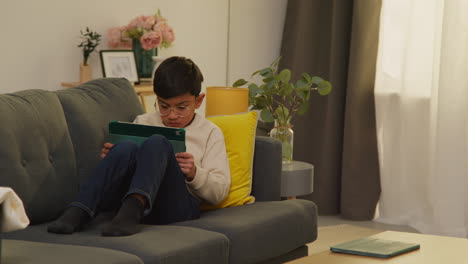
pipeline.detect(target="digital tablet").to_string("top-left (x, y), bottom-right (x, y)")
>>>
top-left (108, 121), bottom-right (186, 153)
top-left (330, 237), bottom-right (420, 258)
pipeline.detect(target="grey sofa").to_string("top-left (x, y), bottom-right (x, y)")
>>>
top-left (0, 78), bottom-right (317, 264)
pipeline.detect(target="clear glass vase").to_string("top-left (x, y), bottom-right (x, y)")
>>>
top-left (132, 39), bottom-right (158, 79)
top-left (270, 119), bottom-right (294, 164)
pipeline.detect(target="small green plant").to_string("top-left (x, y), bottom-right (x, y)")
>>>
top-left (233, 57), bottom-right (332, 127)
top-left (78, 27), bottom-right (101, 65)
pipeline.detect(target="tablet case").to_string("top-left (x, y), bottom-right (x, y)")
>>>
top-left (108, 121), bottom-right (186, 153)
top-left (330, 237), bottom-right (420, 258)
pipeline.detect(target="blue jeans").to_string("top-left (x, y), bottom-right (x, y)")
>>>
top-left (70, 135), bottom-right (200, 225)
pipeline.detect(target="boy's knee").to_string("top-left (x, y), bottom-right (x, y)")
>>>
top-left (144, 135), bottom-right (172, 150)
top-left (112, 141), bottom-right (138, 155)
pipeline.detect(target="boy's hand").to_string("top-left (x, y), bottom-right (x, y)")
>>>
top-left (100, 142), bottom-right (114, 159)
top-left (175, 152), bottom-right (196, 181)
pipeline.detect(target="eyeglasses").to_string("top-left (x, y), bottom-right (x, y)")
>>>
top-left (154, 101), bottom-right (195, 117)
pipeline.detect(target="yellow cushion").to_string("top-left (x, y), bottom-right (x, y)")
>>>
top-left (202, 111), bottom-right (258, 210)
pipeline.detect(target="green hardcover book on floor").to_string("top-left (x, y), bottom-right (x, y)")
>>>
top-left (330, 237), bottom-right (420, 258)
top-left (108, 121), bottom-right (186, 153)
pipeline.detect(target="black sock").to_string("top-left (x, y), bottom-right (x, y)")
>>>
top-left (101, 196), bottom-right (145, 237)
top-left (47, 206), bottom-right (90, 234)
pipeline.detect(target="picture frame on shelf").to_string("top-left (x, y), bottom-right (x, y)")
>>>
top-left (100, 50), bottom-right (139, 83)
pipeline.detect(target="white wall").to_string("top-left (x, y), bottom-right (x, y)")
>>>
top-left (0, 0), bottom-right (287, 114)
top-left (228, 0), bottom-right (288, 86)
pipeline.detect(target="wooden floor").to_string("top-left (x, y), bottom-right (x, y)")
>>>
top-left (318, 215), bottom-right (419, 233)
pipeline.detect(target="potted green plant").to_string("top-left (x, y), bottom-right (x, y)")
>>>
top-left (233, 57), bottom-right (332, 163)
top-left (78, 27), bottom-right (101, 83)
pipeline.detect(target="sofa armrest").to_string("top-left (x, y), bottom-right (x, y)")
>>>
top-left (251, 136), bottom-right (282, 201)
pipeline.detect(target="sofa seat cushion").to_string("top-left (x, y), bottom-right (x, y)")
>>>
top-left (3, 213), bottom-right (229, 264)
top-left (176, 199), bottom-right (318, 264)
top-left (3, 239), bottom-right (142, 264)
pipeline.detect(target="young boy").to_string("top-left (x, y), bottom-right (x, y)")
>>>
top-left (48, 56), bottom-right (230, 236)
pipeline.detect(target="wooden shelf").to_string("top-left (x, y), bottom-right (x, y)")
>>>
top-left (134, 83), bottom-right (154, 112)
top-left (61, 82), bottom-right (81, 88)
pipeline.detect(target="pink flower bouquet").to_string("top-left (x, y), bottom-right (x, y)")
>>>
top-left (107, 10), bottom-right (175, 50)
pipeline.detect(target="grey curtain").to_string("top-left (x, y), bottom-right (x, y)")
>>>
top-left (279, 0), bottom-right (381, 220)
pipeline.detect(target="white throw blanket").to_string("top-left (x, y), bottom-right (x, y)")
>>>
top-left (0, 187), bottom-right (29, 232)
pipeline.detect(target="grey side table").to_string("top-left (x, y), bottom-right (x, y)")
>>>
top-left (281, 161), bottom-right (314, 199)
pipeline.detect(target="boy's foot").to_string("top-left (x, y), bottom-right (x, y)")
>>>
top-left (101, 196), bottom-right (144, 237)
top-left (47, 206), bottom-right (90, 234)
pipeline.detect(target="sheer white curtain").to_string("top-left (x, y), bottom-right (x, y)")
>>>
top-left (375, 0), bottom-right (468, 237)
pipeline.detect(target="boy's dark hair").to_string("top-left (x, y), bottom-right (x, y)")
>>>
top-left (153, 56), bottom-right (204, 99)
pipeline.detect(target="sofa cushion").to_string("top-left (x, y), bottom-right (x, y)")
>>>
top-left (4, 212), bottom-right (230, 264)
top-left (55, 78), bottom-right (144, 184)
top-left (3, 239), bottom-right (143, 264)
top-left (177, 199), bottom-right (318, 264)
top-left (0, 90), bottom-right (77, 224)
top-left (203, 111), bottom-right (258, 210)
